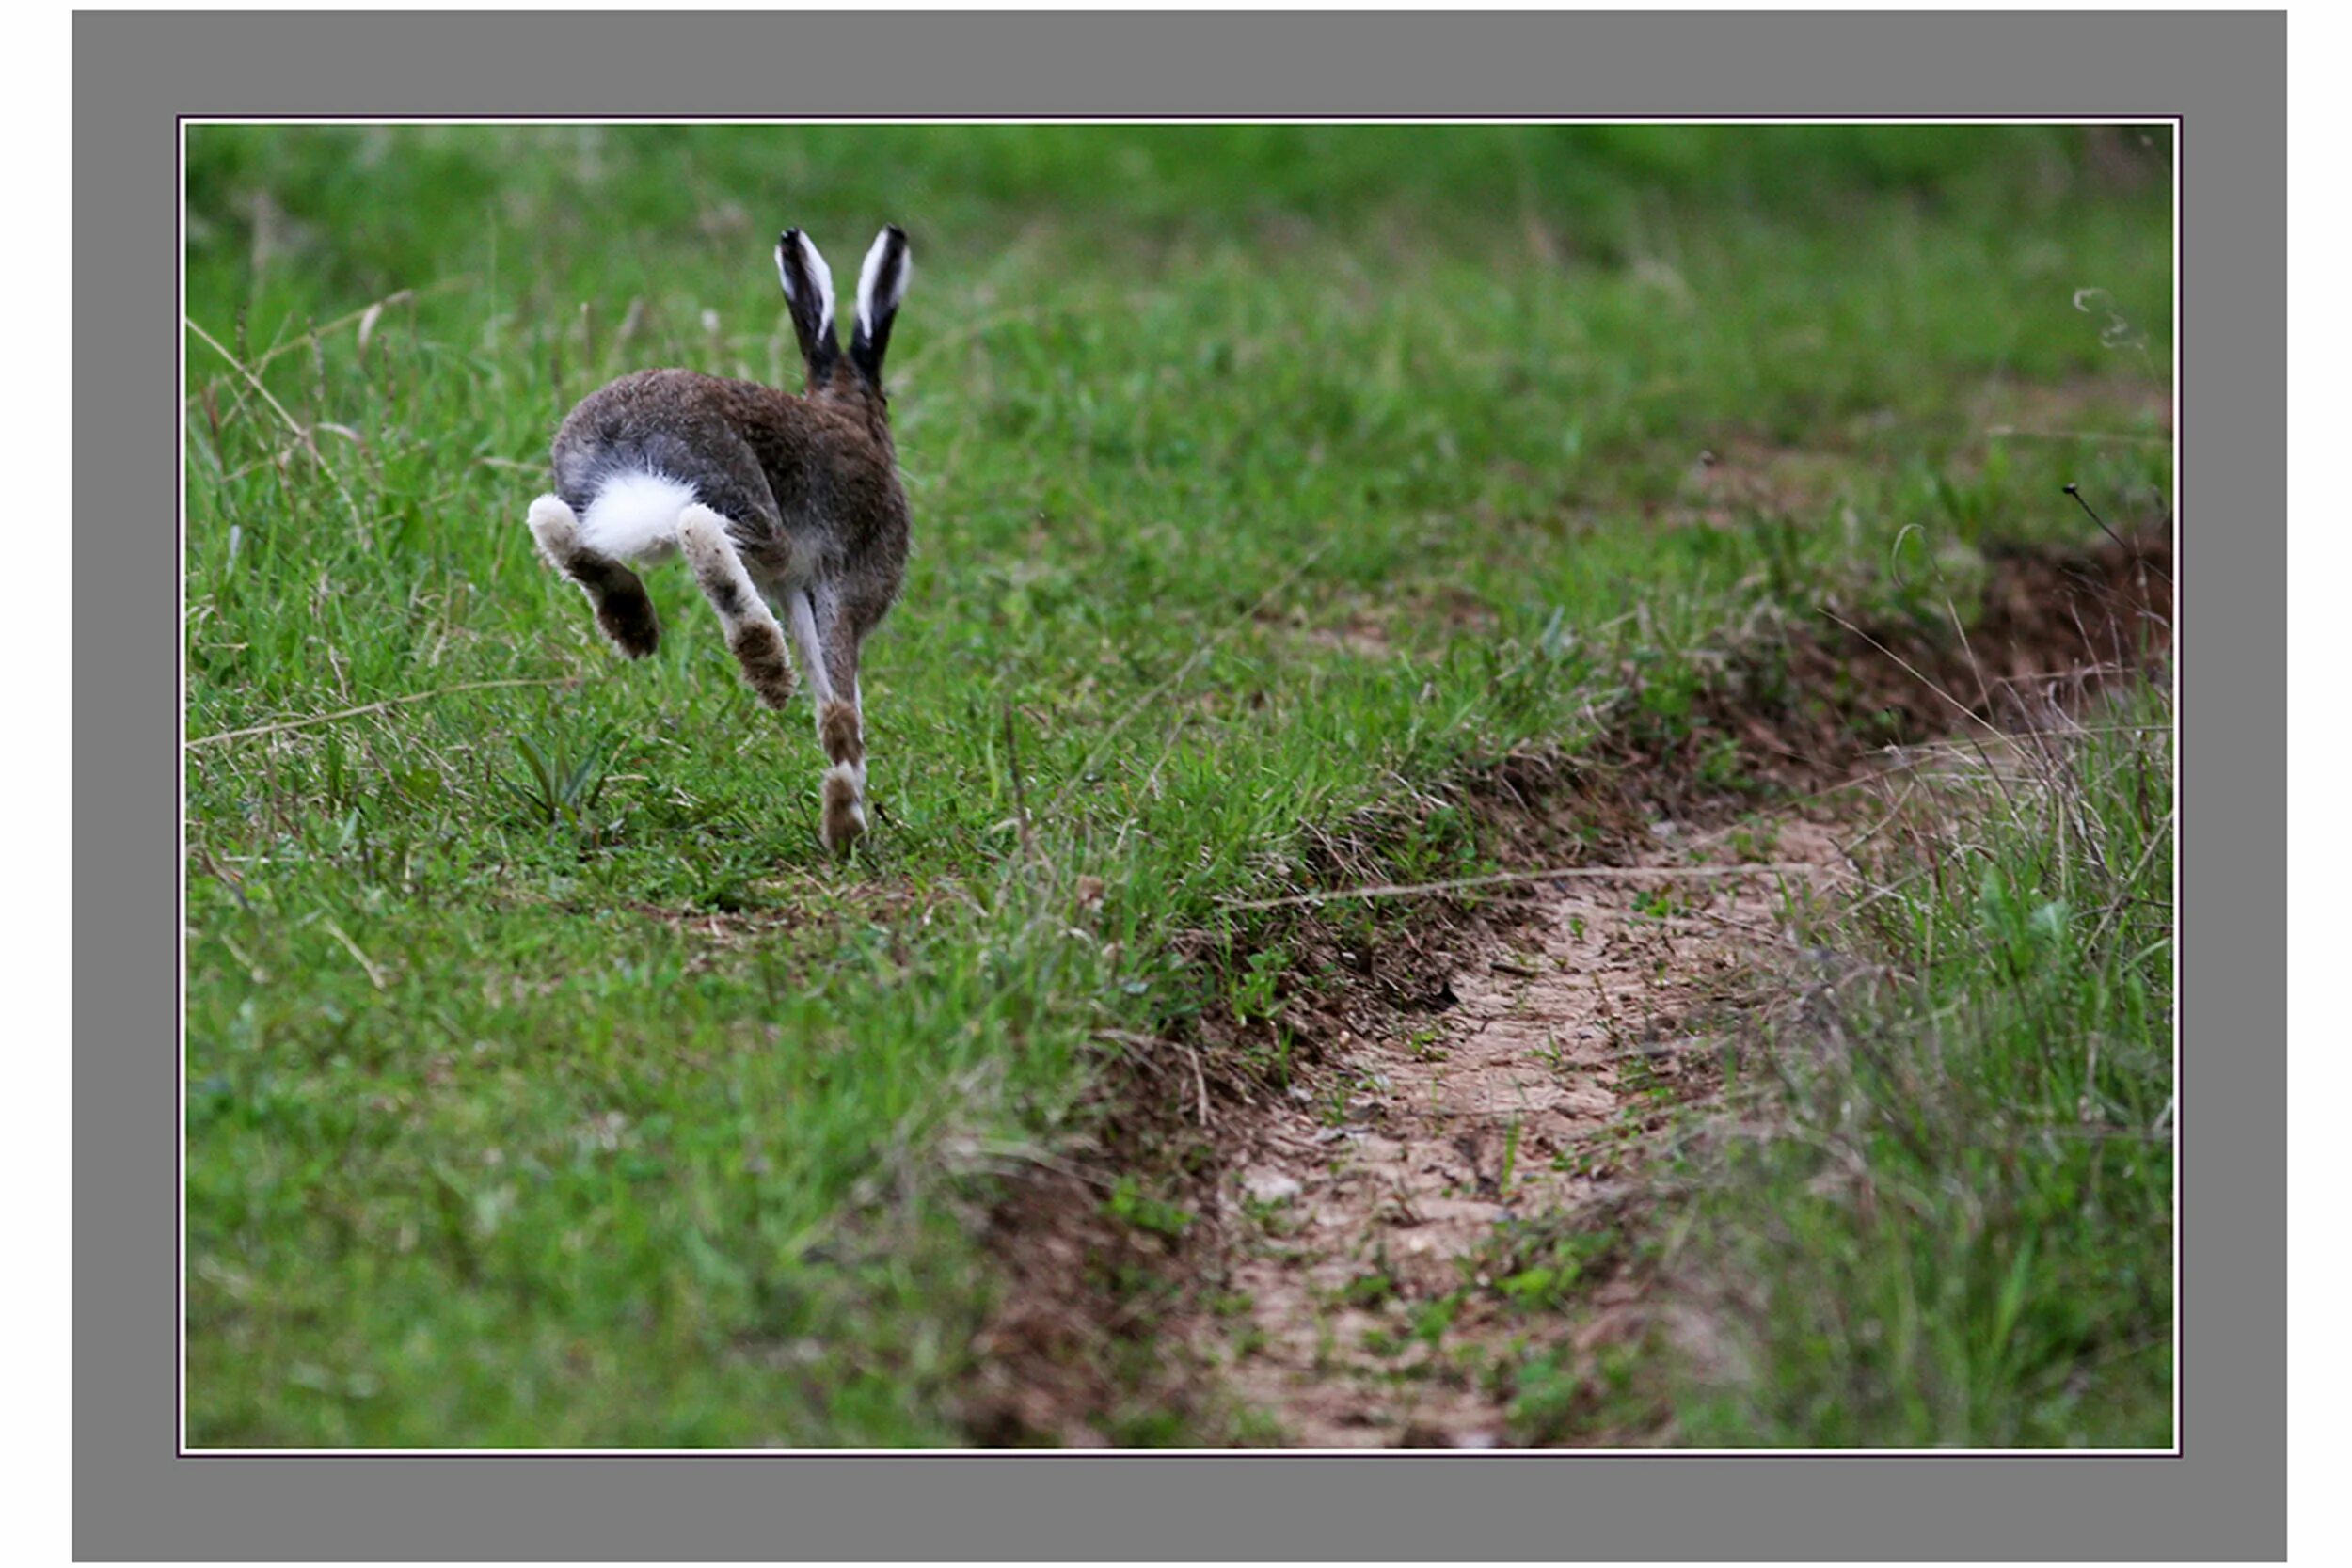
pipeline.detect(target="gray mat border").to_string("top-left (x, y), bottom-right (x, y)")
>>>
top-left (85, 10), bottom-right (2280, 1560)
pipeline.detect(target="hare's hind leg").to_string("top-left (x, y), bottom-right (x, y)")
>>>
top-left (817, 709), bottom-right (867, 853)
top-left (527, 495), bottom-right (660, 658)
top-left (676, 504), bottom-right (797, 711)
top-left (790, 588), bottom-right (869, 853)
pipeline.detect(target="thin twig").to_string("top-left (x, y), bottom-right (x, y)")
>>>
top-left (1001, 696), bottom-right (1035, 862)
top-left (1549, 895), bottom-right (1817, 953)
top-left (184, 316), bottom-right (316, 452)
top-left (185, 314), bottom-right (369, 532)
top-left (186, 677), bottom-right (577, 751)
top-left (2085, 805), bottom-right (2176, 954)
top-left (192, 843), bottom-right (252, 911)
top-left (1216, 861), bottom-right (1831, 913)
top-left (321, 918), bottom-right (388, 990)
top-left (2064, 483), bottom-right (2172, 584)
top-left (1186, 1042), bottom-right (1211, 1126)
top-left (1819, 608), bottom-right (2005, 740)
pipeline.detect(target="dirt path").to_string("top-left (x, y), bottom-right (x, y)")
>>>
top-left (1197, 809), bottom-right (1860, 1447)
top-left (964, 531), bottom-right (2170, 1448)
top-left (1182, 532), bottom-right (2172, 1446)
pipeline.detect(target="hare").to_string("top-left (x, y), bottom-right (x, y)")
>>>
top-left (525, 225), bottom-right (913, 853)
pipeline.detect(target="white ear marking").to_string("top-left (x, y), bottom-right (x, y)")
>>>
top-left (776, 231), bottom-right (835, 338)
top-left (855, 227), bottom-right (911, 341)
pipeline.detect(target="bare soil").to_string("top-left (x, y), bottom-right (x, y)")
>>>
top-left (1202, 812), bottom-right (1858, 1446)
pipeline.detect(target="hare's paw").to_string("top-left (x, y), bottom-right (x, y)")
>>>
top-left (594, 584), bottom-right (661, 660)
top-left (729, 618), bottom-right (799, 710)
top-left (674, 505), bottom-right (726, 563)
top-left (820, 764), bottom-right (867, 854)
top-left (526, 495), bottom-right (581, 565)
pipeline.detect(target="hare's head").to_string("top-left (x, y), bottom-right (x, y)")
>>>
top-left (773, 225), bottom-right (913, 402)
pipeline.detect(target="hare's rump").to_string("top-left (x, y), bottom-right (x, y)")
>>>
top-left (551, 370), bottom-right (787, 553)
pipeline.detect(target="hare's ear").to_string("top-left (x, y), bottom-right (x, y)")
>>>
top-left (774, 229), bottom-right (839, 382)
top-left (849, 225), bottom-right (911, 387)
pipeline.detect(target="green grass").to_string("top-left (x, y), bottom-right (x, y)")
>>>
top-left (183, 122), bottom-right (2171, 1447)
top-left (1672, 682), bottom-right (2175, 1449)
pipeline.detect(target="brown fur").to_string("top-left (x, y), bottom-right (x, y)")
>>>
top-left (588, 576), bottom-right (661, 658)
top-left (677, 505), bottom-right (798, 707)
top-left (551, 367), bottom-right (908, 611)
top-left (729, 621), bottom-right (797, 711)
top-left (822, 767), bottom-right (866, 847)
top-left (531, 224), bottom-right (914, 855)
top-left (564, 546), bottom-right (661, 659)
top-left (818, 699), bottom-right (865, 768)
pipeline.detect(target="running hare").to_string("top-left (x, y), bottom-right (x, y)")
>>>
top-left (526, 225), bottom-right (913, 853)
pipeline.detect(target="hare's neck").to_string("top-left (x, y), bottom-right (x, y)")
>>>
top-left (808, 374), bottom-right (893, 451)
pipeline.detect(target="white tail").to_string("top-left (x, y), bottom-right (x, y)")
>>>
top-left (578, 470), bottom-right (698, 562)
